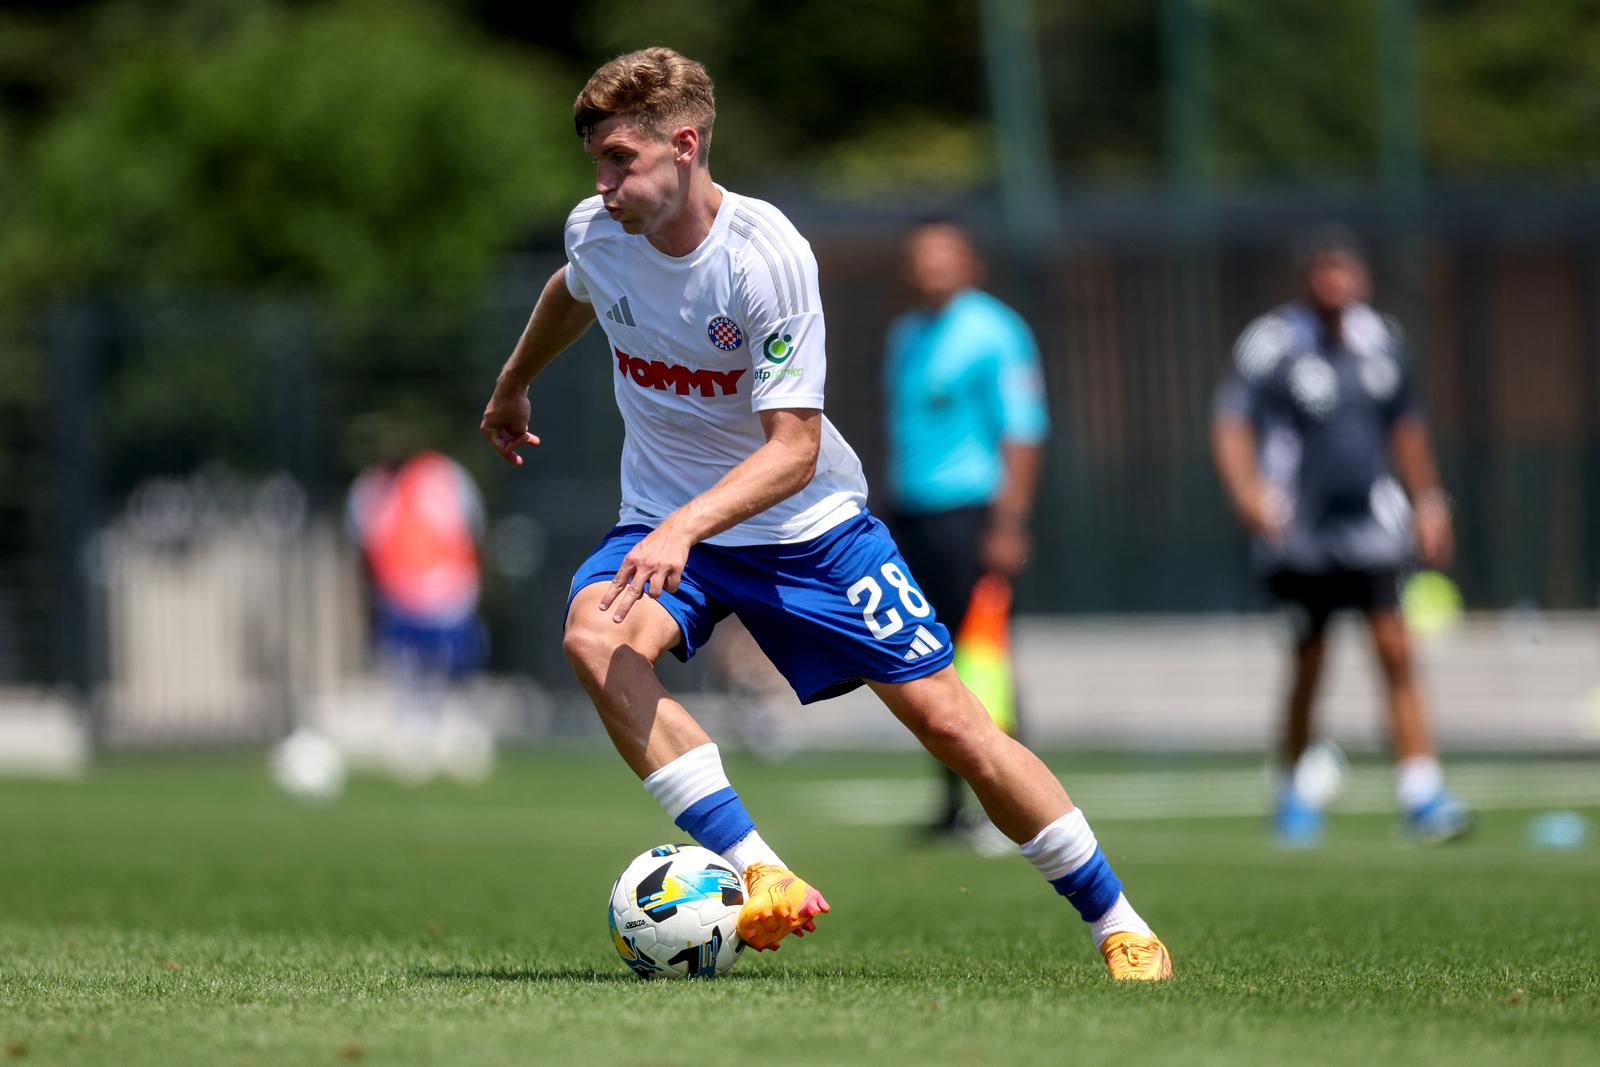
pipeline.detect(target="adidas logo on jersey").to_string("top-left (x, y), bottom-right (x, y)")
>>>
top-left (902, 625), bottom-right (944, 662)
top-left (605, 296), bottom-right (637, 327)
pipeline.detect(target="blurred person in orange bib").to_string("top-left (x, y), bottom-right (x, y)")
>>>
top-left (347, 449), bottom-right (490, 780)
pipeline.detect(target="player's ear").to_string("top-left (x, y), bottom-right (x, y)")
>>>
top-left (670, 126), bottom-right (699, 167)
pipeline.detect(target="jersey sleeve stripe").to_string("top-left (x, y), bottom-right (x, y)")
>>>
top-left (731, 211), bottom-right (798, 317)
top-left (730, 216), bottom-right (795, 319)
top-left (1233, 313), bottom-right (1290, 381)
top-left (738, 201), bottom-right (820, 313)
top-left (736, 203), bottom-right (816, 314)
top-left (734, 209), bottom-right (809, 317)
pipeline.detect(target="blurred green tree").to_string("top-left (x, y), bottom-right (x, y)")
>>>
top-left (1424, 0), bottom-right (1600, 178)
top-left (1040, 0), bottom-right (1600, 187)
top-left (570, 0), bottom-right (993, 197)
top-left (0, 0), bottom-right (586, 305)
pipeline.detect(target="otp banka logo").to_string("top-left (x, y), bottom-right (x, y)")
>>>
top-left (762, 331), bottom-right (796, 363)
top-left (614, 346), bottom-right (746, 398)
top-left (756, 329), bottom-right (804, 383)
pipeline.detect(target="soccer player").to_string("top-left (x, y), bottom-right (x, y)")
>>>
top-left (1210, 225), bottom-right (1473, 846)
top-left (480, 48), bottom-right (1172, 979)
top-left (882, 219), bottom-right (1047, 847)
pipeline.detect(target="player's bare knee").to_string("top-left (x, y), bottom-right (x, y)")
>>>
top-left (562, 616), bottom-right (619, 681)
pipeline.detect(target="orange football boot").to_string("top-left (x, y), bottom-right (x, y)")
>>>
top-left (1100, 931), bottom-right (1174, 980)
top-left (737, 863), bottom-right (830, 951)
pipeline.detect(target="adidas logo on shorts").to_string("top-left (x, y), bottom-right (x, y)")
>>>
top-left (902, 625), bottom-right (943, 662)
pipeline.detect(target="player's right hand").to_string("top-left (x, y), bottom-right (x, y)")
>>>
top-left (1244, 484), bottom-right (1291, 543)
top-left (480, 389), bottom-right (541, 467)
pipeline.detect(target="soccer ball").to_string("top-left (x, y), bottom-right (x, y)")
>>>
top-left (607, 844), bottom-right (746, 979)
top-left (268, 727), bottom-right (346, 803)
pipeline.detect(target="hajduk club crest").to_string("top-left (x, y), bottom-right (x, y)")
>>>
top-left (707, 315), bottom-right (744, 351)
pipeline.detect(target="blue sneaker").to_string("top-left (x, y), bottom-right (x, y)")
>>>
top-left (1402, 790), bottom-right (1474, 844)
top-left (1273, 789), bottom-right (1325, 848)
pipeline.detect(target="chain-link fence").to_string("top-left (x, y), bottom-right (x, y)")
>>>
top-left (1, 190), bottom-right (1596, 746)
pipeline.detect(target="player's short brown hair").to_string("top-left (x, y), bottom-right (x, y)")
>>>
top-left (574, 48), bottom-right (716, 162)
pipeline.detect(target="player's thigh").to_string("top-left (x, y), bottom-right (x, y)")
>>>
top-left (564, 524), bottom-right (725, 668)
top-left (1267, 569), bottom-right (1335, 648)
top-left (866, 665), bottom-right (994, 748)
top-left (563, 581), bottom-right (684, 666)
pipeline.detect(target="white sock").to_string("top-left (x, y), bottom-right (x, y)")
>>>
top-left (641, 742), bottom-right (730, 819)
top-left (722, 829), bottom-right (783, 874)
top-left (1019, 808), bottom-right (1099, 880)
top-left (1089, 894), bottom-right (1153, 947)
top-left (639, 743), bottom-right (783, 874)
top-left (1019, 809), bottom-right (1153, 949)
top-left (1395, 754), bottom-right (1443, 811)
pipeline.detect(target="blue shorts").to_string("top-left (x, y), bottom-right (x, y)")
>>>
top-left (374, 601), bottom-right (485, 679)
top-left (566, 511), bottom-right (954, 703)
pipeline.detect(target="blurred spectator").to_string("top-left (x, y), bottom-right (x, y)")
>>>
top-left (881, 219), bottom-right (1049, 848)
top-left (1210, 225), bottom-right (1472, 846)
top-left (346, 449), bottom-right (491, 782)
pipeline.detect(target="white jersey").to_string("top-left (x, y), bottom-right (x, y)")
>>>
top-left (562, 186), bottom-right (868, 546)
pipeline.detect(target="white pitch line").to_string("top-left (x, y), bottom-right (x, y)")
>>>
top-left (794, 762), bottom-right (1600, 825)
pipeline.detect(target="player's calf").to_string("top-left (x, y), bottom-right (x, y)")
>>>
top-left (874, 670), bottom-right (1174, 978)
top-left (1021, 807), bottom-right (1175, 981)
top-left (640, 742), bottom-right (828, 950)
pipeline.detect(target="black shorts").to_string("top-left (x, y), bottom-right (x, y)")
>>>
top-left (886, 505), bottom-right (989, 636)
top-left (1266, 568), bottom-right (1403, 645)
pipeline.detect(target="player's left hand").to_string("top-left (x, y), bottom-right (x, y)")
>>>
top-left (1414, 493), bottom-right (1454, 568)
top-left (982, 518), bottom-right (1032, 578)
top-left (599, 521), bottom-right (693, 623)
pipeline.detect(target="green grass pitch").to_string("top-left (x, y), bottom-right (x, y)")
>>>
top-left (2, 750), bottom-right (1596, 1066)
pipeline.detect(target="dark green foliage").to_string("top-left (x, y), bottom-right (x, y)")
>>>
top-left (1, 1), bottom-right (586, 305)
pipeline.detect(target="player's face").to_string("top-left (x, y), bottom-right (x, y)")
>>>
top-left (1305, 251), bottom-right (1369, 313)
top-left (584, 116), bottom-right (689, 236)
top-left (905, 225), bottom-right (983, 307)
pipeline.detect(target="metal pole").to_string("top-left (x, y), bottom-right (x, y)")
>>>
top-left (1164, 0), bottom-right (1211, 222)
top-left (979, 0), bottom-right (1059, 253)
top-left (1163, 0), bottom-right (1222, 606)
top-left (1376, 0), bottom-right (1427, 372)
top-left (47, 301), bottom-right (102, 743)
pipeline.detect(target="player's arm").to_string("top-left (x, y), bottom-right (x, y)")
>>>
top-left (1210, 414), bottom-right (1287, 542)
top-left (985, 320), bottom-right (1050, 576)
top-left (986, 442), bottom-right (1043, 574)
top-left (480, 266), bottom-right (597, 467)
top-left (1389, 416), bottom-right (1453, 567)
top-left (597, 408), bottom-right (821, 622)
top-left (1212, 319), bottom-right (1289, 543)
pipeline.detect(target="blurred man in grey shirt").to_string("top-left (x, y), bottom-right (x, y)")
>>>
top-left (1211, 225), bottom-right (1471, 846)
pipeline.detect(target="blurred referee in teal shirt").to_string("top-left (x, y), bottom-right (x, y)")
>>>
top-left (883, 218), bottom-right (1050, 842)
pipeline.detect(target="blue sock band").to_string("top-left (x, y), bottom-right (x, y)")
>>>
top-left (673, 786), bottom-right (756, 855)
top-left (1047, 846), bottom-right (1123, 923)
